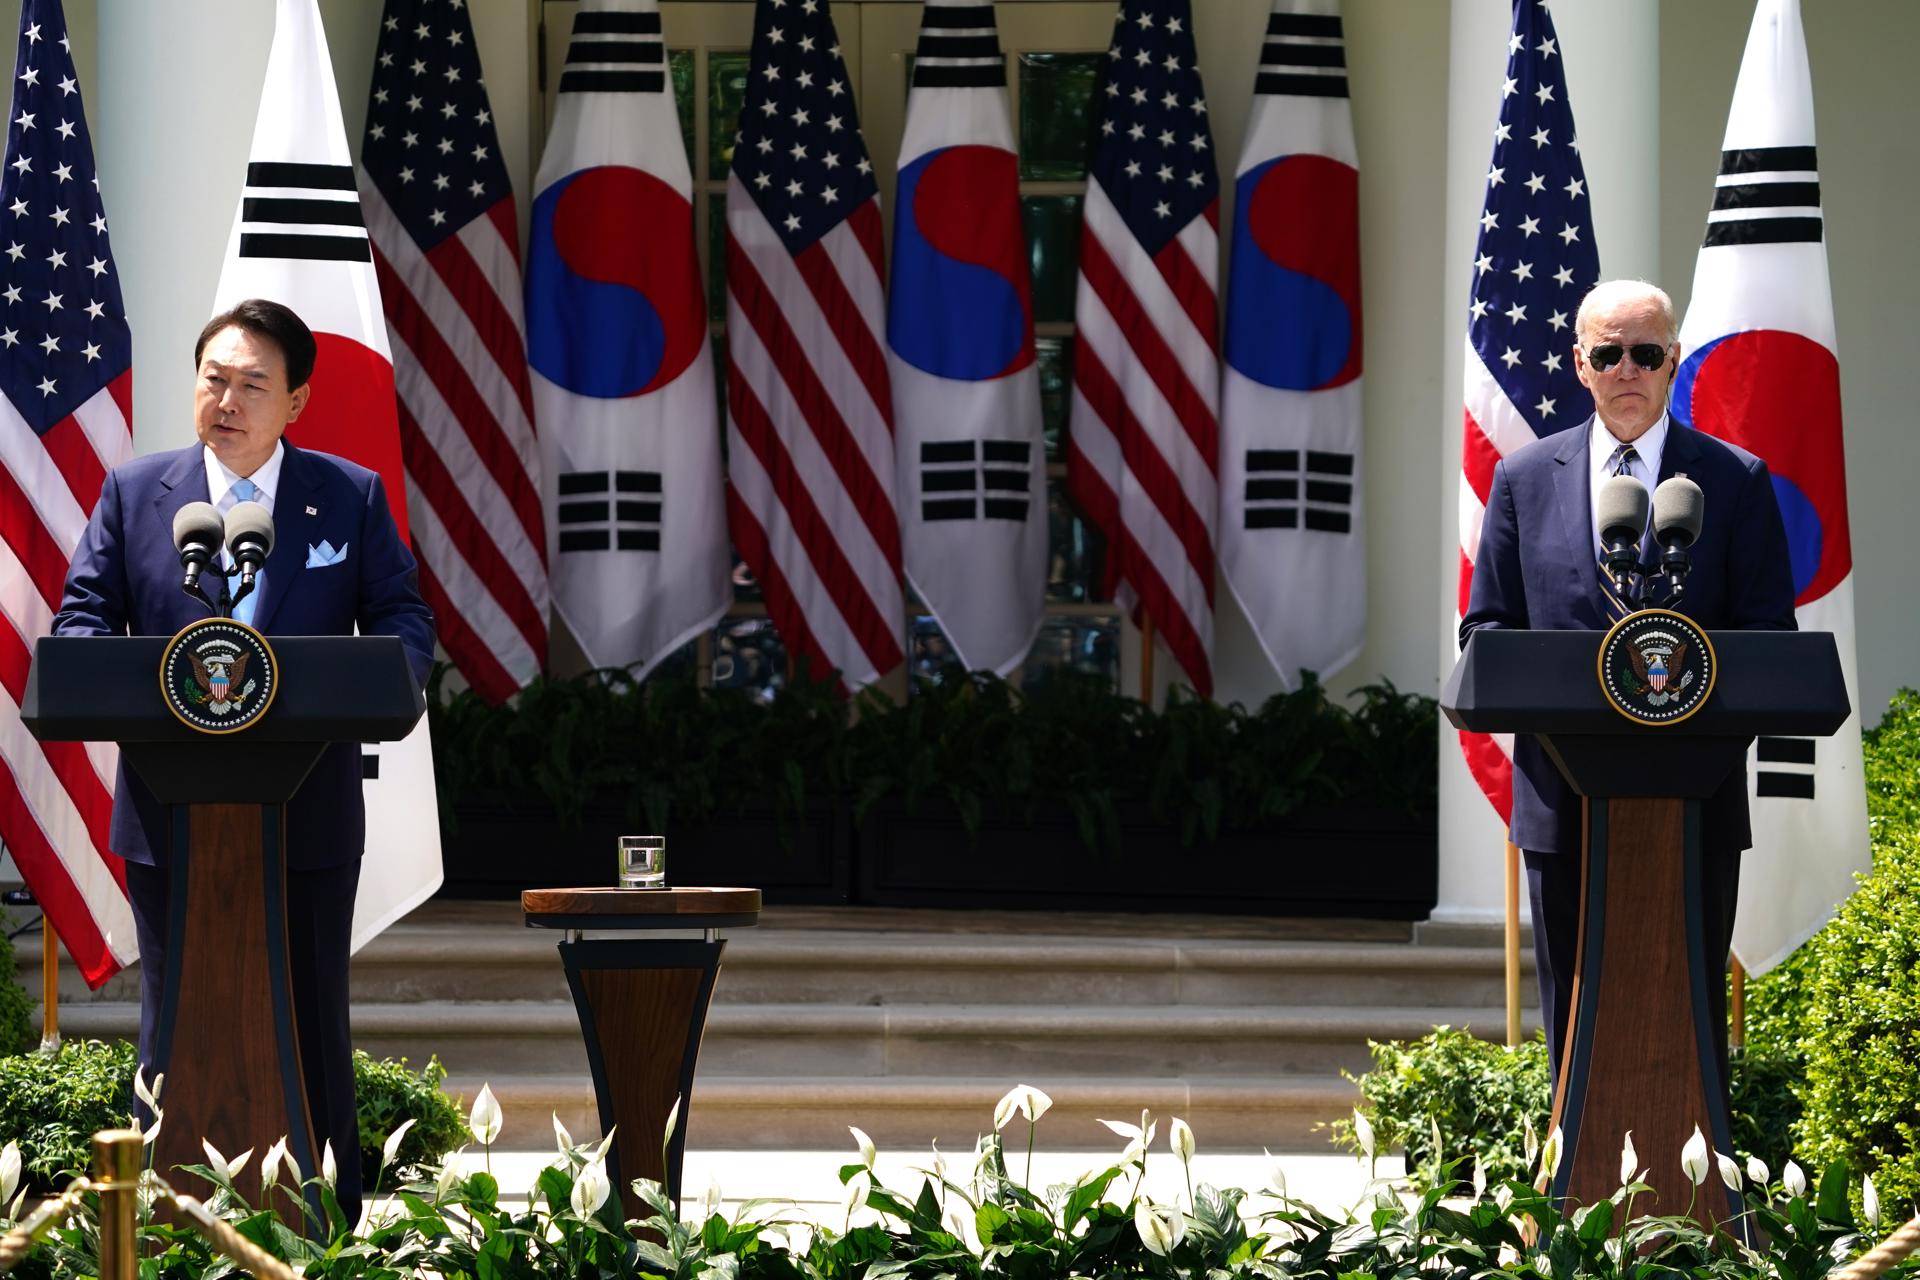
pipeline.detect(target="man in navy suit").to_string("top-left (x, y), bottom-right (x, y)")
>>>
top-left (53, 298), bottom-right (435, 1223)
top-left (1461, 279), bottom-right (1795, 1086)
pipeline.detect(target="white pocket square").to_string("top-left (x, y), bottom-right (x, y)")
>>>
top-left (305, 540), bottom-right (349, 568)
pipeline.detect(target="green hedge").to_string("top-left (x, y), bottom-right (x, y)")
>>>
top-left (429, 665), bottom-right (1438, 851)
top-left (0, 1040), bottom-right (468, 1192)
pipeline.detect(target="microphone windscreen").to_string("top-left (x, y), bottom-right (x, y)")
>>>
top-left (224, 500), bottom-right (276, 557)
top-left (1653, 475), bottom-right (1706, 547)
top-left (172, 501), bottom-right (225, 552)
top-left (1596, 474), bottom-right (1651, 544)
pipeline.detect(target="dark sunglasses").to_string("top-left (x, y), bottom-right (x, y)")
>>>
top-left (1585, 342), bottom-right (1670, 373)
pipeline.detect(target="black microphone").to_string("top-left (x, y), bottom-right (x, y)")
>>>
top-left (172, 502), bottom-right (225, 614)
top-left (1596, 473), bottom-right (1651, 600)
top-left (1652, 475), bottom-right (1705, 603)
top-left (224, 501), bottom-right (275, 614)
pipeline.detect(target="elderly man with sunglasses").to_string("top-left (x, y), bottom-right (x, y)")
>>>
top-left (1460, 278), bottom-right (1796, 1090)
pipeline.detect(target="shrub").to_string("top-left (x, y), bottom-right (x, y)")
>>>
top-left (0, 1039), bottom-right (468, 1192)
top-left (0, 923), bottom-right (35, 1058)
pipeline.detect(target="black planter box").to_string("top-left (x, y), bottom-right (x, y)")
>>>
top-left (852, 800), bottom-right (1437, 918)
top-left (439, 798), bottom-right (851, 903)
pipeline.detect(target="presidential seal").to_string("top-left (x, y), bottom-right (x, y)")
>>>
top-left (1597, 608), bottom-right (1716, 726)
top-left (159, 618), bottom-right (278, 734)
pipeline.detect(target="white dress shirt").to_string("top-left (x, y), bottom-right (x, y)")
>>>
top-left (1587, 412), bottom-right (1667, 556)
top-left (204, 439), bottom-right (285, 519)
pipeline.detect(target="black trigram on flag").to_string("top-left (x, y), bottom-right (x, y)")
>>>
top-left (238, 162), bottom-right (370, 262)
top-left (912, 3), bottom-right (1006, 89)
top-left (1704, 146), bottom-right (1821, 247)
top-left (557, 470), bottom-right (662, 552)
top-left (920, 439), bottom-right (1031, 522)
top-left (1243, 448), bottom-right (1354, 533)
top-left (1256, 9), bottom-right (1348, 98)
top-left (1755, 736), bottom-right (1817, 799)
top-left (560, 8), bottom-right (666, 95)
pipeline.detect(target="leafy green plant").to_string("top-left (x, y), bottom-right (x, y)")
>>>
top-left (0, 1040), bottom-right (468, 1194)
top-left (0, 922), bottom-right (35, 1058)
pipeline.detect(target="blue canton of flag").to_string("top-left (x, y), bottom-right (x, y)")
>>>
top-left (1090, 3), bottom-right (1219, 255)
top-left (361, 0), bottom-right (514, 247)
top-left (732, 0), bottom-right (879, 255)
top-left (1, 0), bottom-right (129, 431)
top-left (1466, 0), bottom-right (1599, 437)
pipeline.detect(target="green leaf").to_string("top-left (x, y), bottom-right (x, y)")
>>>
top-left (1816, 1158), bottom-right (1852, 1223)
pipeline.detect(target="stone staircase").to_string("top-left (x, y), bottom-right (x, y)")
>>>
top-left (29, 901), bottom-right (1538, 1153)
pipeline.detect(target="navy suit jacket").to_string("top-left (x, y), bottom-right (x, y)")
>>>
top-left (52, 442), bottom-right (436, 868)
top-left (1460, 418), bottom-right (1797, 855)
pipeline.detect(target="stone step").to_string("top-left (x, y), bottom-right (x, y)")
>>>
top-left (439, 1072), bottom-right (1364, 1154)
top-left (24, 930), bottom-right (1539, 1012)
top-left (50, 1000), bottom-right (1541, 1081)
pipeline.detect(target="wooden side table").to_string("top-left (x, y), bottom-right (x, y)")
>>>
top-left (522, 887), bottom-right (761, 1219)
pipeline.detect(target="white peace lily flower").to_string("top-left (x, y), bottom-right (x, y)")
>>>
top-left (1353, 1110), bottom-right (1376, 1161)
top-left (930, 1139), bottom-right (947, 1183)
top-left (849, 1126), bottom-right (877, 1170)
top-left (1524, 1113), bottom-right (1538, 1166)
top-left (1493, 1183), bottom-right (1516, 1213)
top-left (133, 1066), bottom-right (163, 1112)
top-left (469, 1084), bottom-right (503, 1145)
top-left (1619, 1131), bottom-right (1638, 1186)
top-left (261, 1137), bottom-right (288, 1189)
top-left (699, 1176), bottom-right (722, 1222)
top-left (226, 1148), bottom-right (254, 1180)
top-left (0, 1143), bottom-right (19, 1205)
top-left (1717, 1150), bottom-right (1743, 1193)
top-left (1540, 1125), bottom-right (1564, 1179)
top-left (663, 1096), bottom-right (682, 1144)
top-left (1264, 1148), bottom-right (1288, 1199)
top-left (1680, 1127), bottom-right (1710, 1187)
top-left (1169, 1117), bottom-right (1195, 1163)
top-left (142, 1114), bottom-right (163, 1146)
top-left (1746, 1155), bottom-right (1770, 1186)
top-left (1863, 1174), bottom-right (1880, 1228)
top-left (383, 1119), bottom-right (417, 1171)
top-left (1472, 1158), bottom-right (1487, 1200)
top-left (592, 1128), bottom-right (617, 1164)
top-left (1133, 1201), bottom-right (1185, 1256)
top-left (1784, 1160), bottom-right (1808, 1198)
top-left (435, 1151), bottom-right (464, 1201)
top-left (552, 1112), bottom-right (574, 1155)
top-left (993, 1084), bottom-right (1052, 1132)
top-left (321, 1141), bottom-right (338, 1190)
top-left (571, 1159), bottom-right (610, 1218)
top-left (1100, 1115), bottom-right (1151, 1163)
top-left (842, 1171), bottom-right (870, 1217)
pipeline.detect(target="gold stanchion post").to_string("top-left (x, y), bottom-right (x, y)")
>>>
top-left (91, 1129), bottom-right (141, 1280)
top-left (1505, 839), bottom-right (1522, 1047)
top-left (1730, 957), bottom-right (1747, 1052)
top-left (39, 927), bottom-right (57, 1052)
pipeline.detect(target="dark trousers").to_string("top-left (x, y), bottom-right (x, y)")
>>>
top-left (1525, 840), bottom-right (1741, 1095)
top-left (126, 858), bottom-right (363, 1224)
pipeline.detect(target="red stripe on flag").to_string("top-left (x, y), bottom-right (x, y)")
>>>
top-left (1461, 407), bottom-right (1500, 507)
top-left (412, 547), bottom-right (520, 705)
top-left (791, 238), bottom-right (897, 434)
top-left (37, 415), bottom-right (108, 517)
top-left (1063, 438), bottom-right (1126, 603)
top-left (846, 200), bottom-right (887, 293)
top-left (1457, 549), bottom-right (1475, 621)
top-left (373, 246), bottom-right (546, 555)
top-left (423, 207), bottom-right (538, 428)
top-left (727, 239), bottom-right (903, 573)
top-left (1458, 727), bottom-right (1514, 825)
top-left (0, 626), bottom-right (115, 855)
top-left (724, 486), bottom-right (838, 688)
top-left (0, 464), bottom-right (79, 612)
top-left (1072, 340), bottom-right (1215, 596)
top-left (726, 371), bottom-right (904, 675)
top-left (0, 754), bottom-right (122, 987)
top-left (395, 400), bottom-right (548, 659)
top-left (1151, 237), bottom-right (1218, 353)
top-left (106, 370), bottom-right (133, 432)
top-left (1078, 231), bottom-right (1218, 464)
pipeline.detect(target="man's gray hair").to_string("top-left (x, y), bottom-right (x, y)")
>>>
top-left (1574, 279), bottom-right (1678, 345)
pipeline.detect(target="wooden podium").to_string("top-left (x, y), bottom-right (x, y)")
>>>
top-left (22, 634), bottom-right (424, 1214)
top-left (1443, 628), bottom-right (1848, 1223)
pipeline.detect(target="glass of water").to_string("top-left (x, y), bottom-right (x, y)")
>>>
top-left (618, 835), bottom-right (666, 889)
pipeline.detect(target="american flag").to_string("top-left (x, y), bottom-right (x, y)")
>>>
top-left (1067, 0), bottom-right (1220, 696)
top-left (360, 0), bottom-right (548, 704)
top-left (724, 0), bottom-right (903, 689)
top-left (0, 0), bottom-right (135, 986)
top-left (1455, 0), bottom-right (1599, 820)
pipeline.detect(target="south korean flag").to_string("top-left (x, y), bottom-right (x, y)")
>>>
top-left (1218, 0), bottom-right (1364, 689)
top-left (887, 1), bottom-right (1046, 676)
top-left (1673, 0), bottom-right (1869, 975)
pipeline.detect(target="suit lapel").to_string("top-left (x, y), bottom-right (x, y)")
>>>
top-left (1642, 423), bottom-right (1700, 574)
top-left (252, 444), bottom-right (320, 633)
top-left (1551, 420), bottom-right (1596, 601)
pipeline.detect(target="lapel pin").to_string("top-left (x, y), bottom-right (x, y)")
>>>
top-left (305, 505), bottom-right (318, 516)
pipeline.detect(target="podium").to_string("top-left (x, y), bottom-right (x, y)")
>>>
top-left (22, 634), bottom-right (424, 1214)
top-left (1443, 628), bottom-right (1847, 1223)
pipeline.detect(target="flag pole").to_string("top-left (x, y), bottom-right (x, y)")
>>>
top-left (1505, 838), bottom-right (1522, 1046)
top-left (1730, 958), bottom-right (1746, 1051)
top-left (1139, 615), bottom-right (1156, 705)
top-left (40, 923), bottom-right (59, 1051)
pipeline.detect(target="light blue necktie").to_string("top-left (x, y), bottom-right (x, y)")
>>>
top-left (229, 478), bottom-right (263, 626)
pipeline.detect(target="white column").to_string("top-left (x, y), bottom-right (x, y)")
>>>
top-left (1432, 0), bottom-right (1660, 929)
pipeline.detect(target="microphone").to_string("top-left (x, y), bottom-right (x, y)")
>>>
top-left (1596, 473), bottom-right (1651, 600)
top-left (172, 502), bottom-right (225, 613)
top-left (224, 501), bottom-right (275, 615)
top-left (1652, 475), bottom-right (1705, 603)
